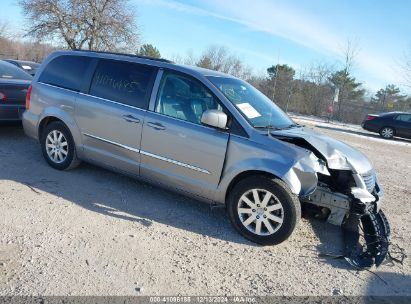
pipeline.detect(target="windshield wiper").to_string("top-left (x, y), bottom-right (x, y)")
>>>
top-left (282, 123), bottom-right (303, 129)
top-left (254, 123), bottom-right (303, 130)
top-left (254, 125), bottom-right (283, 130)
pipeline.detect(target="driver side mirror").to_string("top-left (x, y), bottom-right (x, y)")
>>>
top-left (201, 110), bottom-right (228, 130)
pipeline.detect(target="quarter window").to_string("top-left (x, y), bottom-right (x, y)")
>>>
top-left (38, 55), bottom-right (92, 91)
top-left (89, 59), bottom-right (157, 109)
top-left (155, 72), bottom-right (223, 125)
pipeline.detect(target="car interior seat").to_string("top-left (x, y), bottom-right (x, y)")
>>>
top-left (159, 79), bottom-right (197, 123)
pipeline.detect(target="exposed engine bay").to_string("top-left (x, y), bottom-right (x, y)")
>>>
top-left (272, 129), bottom-right (391, 268)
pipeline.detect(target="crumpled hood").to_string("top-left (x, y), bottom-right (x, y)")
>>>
top-left (271, 127), bottom-right (373, 174)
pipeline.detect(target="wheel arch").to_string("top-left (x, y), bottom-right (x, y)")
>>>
top-left (215, 157), bottom-right (318, 206)
top-left (219, 169), bottom-right (300, 207)
top-left (225, 170), bottom-right (281, 203)
top-left (38, 116), bottom-right (65, 139)
top-left (37, 108), bottom-right (82, 152)
top-left (379, 125), bottom-right (396, 132)
top-left (379, 125), bottom-right (396, 137)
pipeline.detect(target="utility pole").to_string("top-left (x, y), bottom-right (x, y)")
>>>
top-left (285, 85), bottom-right (293, 113)
top-left (328, 87), bottom-right (339, 122)
top-left (380, 91), bottom-right (387, 112)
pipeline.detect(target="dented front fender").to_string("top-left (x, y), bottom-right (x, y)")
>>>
top-left (215, 135), bottom-right (322, 203)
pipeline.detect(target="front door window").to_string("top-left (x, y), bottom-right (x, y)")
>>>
top-left (155, 72), bottom-right (224, 125)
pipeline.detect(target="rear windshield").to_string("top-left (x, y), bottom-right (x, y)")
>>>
top-left (0, 60), bottom-right (32, 80)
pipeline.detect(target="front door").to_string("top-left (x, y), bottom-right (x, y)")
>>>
top-left (394, 114), bottom-right (411, 138)
top-left (75, 59), bottom-right (157, 175)
top-left (139, 71), bottom-right (229, 198)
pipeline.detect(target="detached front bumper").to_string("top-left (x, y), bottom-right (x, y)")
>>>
top-left (303, 171), bottom-right (390, 268)
top-left (344, 172), bottom-right (390, 268)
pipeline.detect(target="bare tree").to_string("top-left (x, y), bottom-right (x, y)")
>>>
top-left (330, 39), bottom-right (362, 120)
top-left (0, 21), bottom-right (16, 58)
top-left (0, 21), bottom-right (9, 39)
top-left (0, 34), bottom-right (56, 61)
top-left (183, 49), bottom-right (197, 66)
top-left (303, 62), bottom-right (335, 85)
top-left (19, 0), bottom-right (140, 52)
top-left (340, 39), bottom-right (360, 74)
top-left (196, 45), bottom-right (252, 80)
top-left (295, 62), bottom-right (335, 115)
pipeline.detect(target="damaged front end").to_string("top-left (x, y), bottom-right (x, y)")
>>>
top-left (302, 170), bottom-right (390, 268)
top-left (273, 128), bottom-right (391, 268)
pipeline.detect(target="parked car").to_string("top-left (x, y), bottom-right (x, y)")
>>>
top-left (22, 51), bottom-right (390, 267)
top-left (3, 59), bottom-right (40, 76)
top-left (0, 60), bottom-right (32, 121)
top-left (362, 112), bottom-right (411, 139)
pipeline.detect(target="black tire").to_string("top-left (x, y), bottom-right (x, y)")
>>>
top-left (379, 126), bottom-right (394, 139)
top-left (227, 175), bottom-right (301, 245)
top-left (40, 121), bottom-right (80, 170)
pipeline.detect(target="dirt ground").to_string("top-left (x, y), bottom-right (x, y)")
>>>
top-left (0, 122), bottom-right (410, 296)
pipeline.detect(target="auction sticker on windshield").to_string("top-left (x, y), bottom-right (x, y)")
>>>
top-left (237, 102), bottom-right (261, 119)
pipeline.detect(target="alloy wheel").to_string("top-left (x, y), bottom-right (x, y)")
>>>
top-left (381, 127), bottom-right (393, 138)
top-left (237, 189), bottom-right (284, 236)
top-left (46, 130), bottom-right (69, 164)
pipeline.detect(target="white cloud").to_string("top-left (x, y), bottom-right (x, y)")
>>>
top-left (137, 0), bottom-right (403, 92)
top-left (205, 0), bottom-right (342, 54)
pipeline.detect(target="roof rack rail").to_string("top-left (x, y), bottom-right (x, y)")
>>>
top-left (71, 49), bottom-right (173, 63)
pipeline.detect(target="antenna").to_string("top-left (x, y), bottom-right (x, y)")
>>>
top-left (267, 53), bottom-right (280, 136)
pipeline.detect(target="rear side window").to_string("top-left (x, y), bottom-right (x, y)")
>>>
top-left (39, 55), bottom-right (92, 91)
top-left (89, 59), bottom-right (157, 109)
top-left (395, 114), bottom-right (411, 122)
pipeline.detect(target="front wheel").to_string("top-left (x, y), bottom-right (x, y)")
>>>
top-left (40, 121), bottom-right (80, 170)
top-left (227, 176), bottom-right (301, 245)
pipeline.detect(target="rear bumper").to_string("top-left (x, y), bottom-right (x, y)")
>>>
top-left (22, 110), bottom-right (39, 140)
top-left (361, 121), bottom-right (379, 133)
top-left (361, 122), bottom-right (370, 130)
top-left (0, 105), bottom-right (25, 121)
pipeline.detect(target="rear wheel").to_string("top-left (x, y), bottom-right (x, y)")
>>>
top-left (227, 176), bottom-right (301, 245)
top-left (40, 121), bottom-right (80, 170)
top-left (379, 127), bottom-right (394, 139)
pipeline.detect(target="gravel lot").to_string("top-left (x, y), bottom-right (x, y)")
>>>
top-left (0, 122), bottom-right (410, 296)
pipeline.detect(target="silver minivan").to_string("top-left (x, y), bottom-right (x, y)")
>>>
top-left (23, 51), bottom-right (390, 266)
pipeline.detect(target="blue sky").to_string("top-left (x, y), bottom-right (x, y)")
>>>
top-left (3, 0), bottom-right (411, 94)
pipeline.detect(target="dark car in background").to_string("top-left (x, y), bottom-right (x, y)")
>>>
top-left (0, 60), bottom-right (32, 121)
top-left (3, 59), bottom-right (40, 76)
top-left (362, 112), bottom-right (411, 139)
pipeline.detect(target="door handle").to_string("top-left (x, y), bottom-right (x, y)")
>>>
top-left (123, 114), bottom-right (140, 124)
top-left (147, 122), bottom-right (166, 130)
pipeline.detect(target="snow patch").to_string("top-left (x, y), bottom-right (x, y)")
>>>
top-left (289, 114), bottom-right (411, 147)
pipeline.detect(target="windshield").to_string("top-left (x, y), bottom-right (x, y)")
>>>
top-left (207, 76), bottom-right (293, 129)
top-left (0, 61), bottom-right (33, 80)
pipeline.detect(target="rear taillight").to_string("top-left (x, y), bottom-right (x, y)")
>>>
top-left (0, 92), bottom-right (7, 102)
top-left (25, 85), bottom-right (32, 109)
top-left (366, 115), bottom-right (377, 121)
